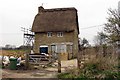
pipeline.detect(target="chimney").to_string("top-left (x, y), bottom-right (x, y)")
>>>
top-left (38, 6), bottom-right (44, 13)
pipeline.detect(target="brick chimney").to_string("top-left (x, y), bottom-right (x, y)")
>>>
top-left (38, 6), bottom-right (44, 13)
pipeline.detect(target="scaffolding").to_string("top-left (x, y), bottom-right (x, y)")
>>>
top-left (21, 27), bottom-right (34, 48)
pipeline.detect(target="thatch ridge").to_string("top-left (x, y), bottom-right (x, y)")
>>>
top-left (40, 7), bottom-right (76, 12)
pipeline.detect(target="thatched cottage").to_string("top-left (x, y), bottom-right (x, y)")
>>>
top-left (32, 6), bottom-right (79, 60)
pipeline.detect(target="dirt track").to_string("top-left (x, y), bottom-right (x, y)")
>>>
top-left (2, 59), bottom-right (77, 78)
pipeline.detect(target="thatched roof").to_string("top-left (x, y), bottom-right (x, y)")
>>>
top-left (32, 6), bottom-right (79, 33)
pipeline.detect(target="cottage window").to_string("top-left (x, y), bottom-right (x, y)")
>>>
top-left (51, 45), bottom-right (56, 53)
top-left (70, 45), bottom-right (73, 53)
top-left (57, 44), bottom-right (66, 53)
top-left (57, 32), bottom-right (63, 37)
top-left (61, 45), bottom-right (66, 53)
top-left (47, 32), bottom-right (52, 37)
top-left (67, 45), bottom-right (73, 53)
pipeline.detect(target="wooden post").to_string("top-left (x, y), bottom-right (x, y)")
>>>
top-left (58, 53), bottom-right (61, 73)
top-left (25, 53), bottom-right (29, 70)
top-left (49, 52), bottom-right (52, 63)
top-left (77, 50), bottom-right (81, 70)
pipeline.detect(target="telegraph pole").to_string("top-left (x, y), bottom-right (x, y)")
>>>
top-left (21, 27), bottom-right (34, 69)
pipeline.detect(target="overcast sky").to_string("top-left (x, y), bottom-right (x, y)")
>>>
top-left (0, 0), bottom-right (119, 47)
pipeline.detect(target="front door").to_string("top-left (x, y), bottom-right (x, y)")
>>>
top-left (39, 45), bottom-right (48, 54)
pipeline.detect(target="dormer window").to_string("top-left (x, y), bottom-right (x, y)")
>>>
top-left (47, 32), bottom-right (52, 37)
top-left (57, 32), bottom-right (63, 37)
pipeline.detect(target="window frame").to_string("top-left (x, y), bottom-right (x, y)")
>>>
top-left (56, 44), bottom-right (66, 53)
top-left (47, 32), bottom-right (52, 37)
top-left (57, 32), bottom-right (63, 37)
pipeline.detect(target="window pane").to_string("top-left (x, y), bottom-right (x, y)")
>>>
top-left (61, 45), bottom-right (66, 53)
top-left (57, 32), bottom-right (63, 37)
top-left (47, 32), bottom-right (52, 37)
top-left (51, 45), bottom-right (56, 53)
top-left (60, 32), bottom-right (63, 37)
top-left (70, 45), bottom-right (73, 53)
top-left (57, 44), bottom-right (66, 53)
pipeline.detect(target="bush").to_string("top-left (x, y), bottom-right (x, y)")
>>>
top-left (77, 73), bottom-right (89, 80)
top-left (84, 63), bottom-right (100, 74)
top-left (102, 71), bottom-right (119, 80)
top-left (57, 52), bottom-right (119, 79)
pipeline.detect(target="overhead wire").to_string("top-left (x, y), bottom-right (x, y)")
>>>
top-left (80, 24), bottom-right (105, 30)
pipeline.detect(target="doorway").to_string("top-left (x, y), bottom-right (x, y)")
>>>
top-left (39, 45), bottom-right (48, 54)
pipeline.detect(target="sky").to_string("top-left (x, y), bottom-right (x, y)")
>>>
top-left (0, 0), bottom-right (119, 47)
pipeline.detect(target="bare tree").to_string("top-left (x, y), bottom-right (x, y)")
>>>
top-left (104, 9), bottom-right (120, 44)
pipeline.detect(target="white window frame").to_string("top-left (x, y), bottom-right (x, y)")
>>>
top-left (47, 32), bottom-right (52, 37)
top-left (70, 45), bottom-right (73, 53)
top-left (57, 44), bottom-right (66, 53)
top-left (51, 45), bottom-right (56, 53)
top-left (57, 32), bottom-right (63, 37)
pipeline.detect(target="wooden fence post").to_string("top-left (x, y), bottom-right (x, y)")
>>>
top-left (49, 52), bottom-right (52, 63)
top-left (25, 53), bottom-right (29, 69)
top-left (77, 51), bottom-right (81, 70)
top-left (58, 53), bottom-right (61, 73)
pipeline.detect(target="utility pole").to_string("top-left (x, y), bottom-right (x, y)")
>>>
top-left (21, 27), bottom-right (34, 69)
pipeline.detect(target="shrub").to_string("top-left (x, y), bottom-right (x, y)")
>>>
top-left (57, 50), bottom-right (119, 79)
top-left (103, 70), bottom-right (120, 79)
top-left (76, 73), bottom-right (89, 80)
